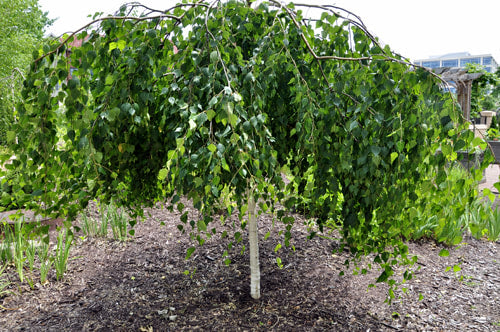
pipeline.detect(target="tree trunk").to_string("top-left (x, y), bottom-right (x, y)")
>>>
top-left (248, 192), bottom-right (260, 299)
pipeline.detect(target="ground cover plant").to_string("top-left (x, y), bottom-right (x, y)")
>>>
top-left (1, 0), bottom-right (498, 311)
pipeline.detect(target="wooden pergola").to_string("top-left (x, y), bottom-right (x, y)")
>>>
top-left (433, 67), bottom-right (483, 121)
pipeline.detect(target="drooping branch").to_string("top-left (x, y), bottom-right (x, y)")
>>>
top-left (204, 0), bottom-right (232, 88)
top-left (268, 0), bottom-right (459, 118)
top-left (34, 14), bottom-right (180, 64)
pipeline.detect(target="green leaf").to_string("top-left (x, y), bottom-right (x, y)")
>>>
top-left (197, 219), bottom-right (207, 232)
top-left (348, 120), bottom-right (359, 131)
top-left (6, 131), bottom-right (16, 143)
top-left (207, 144), bottom-right (217, 153)
top-left (196, 112), bottom-right (208, 126)
top-left (371, 145), bottom-right (381, 156)
top-left (158, 168), bottom-right (168, 180)
top-left (185, 247), bottom-right (196, 260)
top-left (117, 39), bottom-right (127, 51)
top-left (105, 74), bottom-right (114, 86)
top-left (94, 152), bottom-right (103, 163)
top-left (189, 119), bottom-right (196, 130)
top-left (438, 249), bottom-right (449, 257)
top-left (376, 270), bottom-right (389, 283)
top-left (221, 158), bottom-right (230, 171)
top-left (390, 152), bottom-right (398, 164)
top-left (210, 50), bottom-right (218, 63)
top-left (108, 107), bottom-right (120, 121)
top-left (229, 114), bottom-right (238, 127)
top-left (206, 109), bottom-right (216, 121)
top-left (31, 189), bottom-right (44, 197)
top-left (208, 96), bottom-right (218, 107)
top-left (276, 257), bottom-right (283, 268)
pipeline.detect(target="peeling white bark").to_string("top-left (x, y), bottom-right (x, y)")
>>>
top-left (248, 192), bottom-right (260, 300)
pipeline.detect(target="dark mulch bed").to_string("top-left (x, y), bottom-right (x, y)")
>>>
top-left (0, 199), bottom-right (499, 331)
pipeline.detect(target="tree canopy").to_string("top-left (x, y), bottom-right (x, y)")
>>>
top-left (0, 0), bottom-right (52, 144)
top-left (7, 0), bottom-right (490, 299)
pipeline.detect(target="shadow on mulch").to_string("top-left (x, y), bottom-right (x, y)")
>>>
top-left (0, 201), bottom-right (499, 331)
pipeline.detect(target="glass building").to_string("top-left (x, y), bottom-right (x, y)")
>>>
top-left (415, 52), bottom-right (498, 73)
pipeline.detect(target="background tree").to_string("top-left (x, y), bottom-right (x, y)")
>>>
top-left (0, 0), bottom-right (52, 145)
top-left (468, 64), bottom-right (500, 118)
top-left (10, 0), bottom-right (489, 300)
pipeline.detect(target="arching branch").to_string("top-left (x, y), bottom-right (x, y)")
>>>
top-left (35, 14), bottom-right (181, 64)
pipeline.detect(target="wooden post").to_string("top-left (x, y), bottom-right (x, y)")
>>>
top-left (437, 68), bottom-right (482, 122)
top-left (456, 80), bottom-right (472, 121)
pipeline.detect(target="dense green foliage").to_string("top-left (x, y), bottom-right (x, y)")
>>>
top-left (468, 64), bottom-right (500, 118)
top-left (6, 0), bottom-right (496, 296)
top-left (0, 0), bottom-right (52, 145)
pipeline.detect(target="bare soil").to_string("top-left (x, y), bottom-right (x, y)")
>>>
top-left (0, 199), bottom-right (499, 331)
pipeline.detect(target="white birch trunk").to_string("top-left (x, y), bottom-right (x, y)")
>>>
top-left (248, 192), bottom-right (260, 300)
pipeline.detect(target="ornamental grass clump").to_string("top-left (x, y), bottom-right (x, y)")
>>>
top-left (54, 226), bottom-right (74, 281)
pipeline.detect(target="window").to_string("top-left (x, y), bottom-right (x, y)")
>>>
top-left (485, 67), bottom-right (492, 73)
top-left (460, 57), bottom-right (481, 67)
top-left (483, 57), bottom-right (492, 65)
top-left (441, 59), bottom-right (458, 67)
top-left (422, 61), bottom-right (440, 68)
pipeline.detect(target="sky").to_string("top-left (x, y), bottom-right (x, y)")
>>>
top-left (38, 0), bottom-right (500, 63)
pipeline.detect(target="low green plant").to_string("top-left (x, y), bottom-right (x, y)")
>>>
top-left (54, 226), bottom-right (74, 281)
top-left (13, 217), bottom-right (26, 282)
top-left (108, 203), bottom-right (129, 241)
top-left (39, 240), bottom-right (52, 284)
top-left (24, 238), bottom-right (37, 289)
top-left (486, 127), bottom-right (500, 141)
top-left (25, 239), bottom-right (36, 273)
top-left (483, 205), bottom-right (500, 241)
top-left (0, 223), bottom-right (13, 263)
top-left (97, 204), bottom-right (109, 238)
top-left (2, 216), bottom-right (48, 285)
top-left (0, 263), bottom-right (10, 298)
top-left (100, 200), bottom-right (135, 241)
top-left (80, 212), bottom-right (100, 237)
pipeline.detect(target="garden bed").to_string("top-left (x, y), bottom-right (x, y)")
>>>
top-left (0, 200), bottom-right (498, 331)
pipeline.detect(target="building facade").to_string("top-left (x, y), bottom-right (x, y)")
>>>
top-left (414, 52), bottom-right (498, 73)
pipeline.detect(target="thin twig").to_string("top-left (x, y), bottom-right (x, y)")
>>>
top-left (204, 0), bottom-right (232, 87)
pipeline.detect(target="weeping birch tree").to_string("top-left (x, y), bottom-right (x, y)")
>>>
top-left (10, 0), bottom-right (479, 300)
